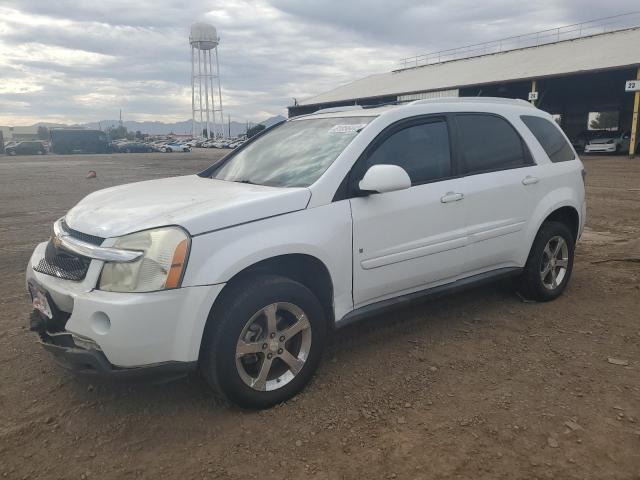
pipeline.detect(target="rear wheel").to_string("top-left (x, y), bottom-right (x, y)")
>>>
top-left (516, 221), bottom-right (575, 301)
top-left (200, 274), bottom-right (327, 409)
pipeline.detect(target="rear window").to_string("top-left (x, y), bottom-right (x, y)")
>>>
top-left (521, 115), bottom-right (575, 163)
top-left (455, 114), bottom-right (527, 174)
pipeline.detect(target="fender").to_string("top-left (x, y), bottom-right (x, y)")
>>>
top-left (181, 202), bottom-right (354, 320)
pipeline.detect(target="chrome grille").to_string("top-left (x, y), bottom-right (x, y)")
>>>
top-left (61, 219), bottom-right (104, 246)
top-left (33, 238), bottom-right (91, 281)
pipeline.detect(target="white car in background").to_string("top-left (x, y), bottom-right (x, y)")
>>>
top-left (161, 142), bottom-right (191, 153)
top-left (584, 130), bottom-right (630, 154)
top-left (26, 97), bottom-right (585, 409)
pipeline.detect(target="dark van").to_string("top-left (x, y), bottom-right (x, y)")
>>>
top-left (50, 129), bottom-right (109, 154)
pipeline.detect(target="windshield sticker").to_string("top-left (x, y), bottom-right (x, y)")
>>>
top-left (328, 124), bottom-right (368, 134)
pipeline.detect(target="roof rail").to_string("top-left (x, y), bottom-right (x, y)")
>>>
top-left (407, 97), bottom-right (535, 108)
top-left (313, 105), bottom-right (364, 115)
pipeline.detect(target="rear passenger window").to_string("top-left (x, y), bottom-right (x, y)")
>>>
top-left (521, 115), bottom-right (575, 163)
top-left (455, 114), bottom-right (527, 174)
top-left (364, 120), bottom-right (451, 185)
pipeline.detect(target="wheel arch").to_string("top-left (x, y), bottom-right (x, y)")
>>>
top-left (199, 253), bottom-right (336, 359)
top-left (542, 206), bottom-right (580, 242)
top-left (521, 187), bottom-right (582, 266)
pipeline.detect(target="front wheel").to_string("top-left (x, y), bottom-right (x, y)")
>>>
top-left (515, 221), bottom-right (575, 301)
top-left (200, 274), bottom-right (327, 409)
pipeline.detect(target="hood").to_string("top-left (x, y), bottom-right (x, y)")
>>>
top-left (65, 175), bottom-right (311, 237)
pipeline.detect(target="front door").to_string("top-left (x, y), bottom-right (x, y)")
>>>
top-left (350, 116), bottom-right (468, 307)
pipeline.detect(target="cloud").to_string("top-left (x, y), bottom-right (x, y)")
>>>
top-left (0, 0), bottom-right (637, 125)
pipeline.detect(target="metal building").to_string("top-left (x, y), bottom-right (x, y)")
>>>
top-left (190, 22), bottom-right (225, 140)
top-left (289, 14), bottom-right (640, 157)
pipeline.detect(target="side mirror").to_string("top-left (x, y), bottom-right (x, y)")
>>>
top-left (358, 164), bottom-right (411, 194)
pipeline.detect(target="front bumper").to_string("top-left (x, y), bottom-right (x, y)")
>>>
top-left (32, 310), bottom-right (196, 380)
top-left (27, 241), bottom-right (225, 370)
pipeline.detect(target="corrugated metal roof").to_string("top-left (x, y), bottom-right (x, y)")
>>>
top-left (299, 28), bottom-right (640, 106)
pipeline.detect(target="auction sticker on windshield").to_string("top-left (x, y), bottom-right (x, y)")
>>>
top-left (328, 124), bottom-right (368, 134)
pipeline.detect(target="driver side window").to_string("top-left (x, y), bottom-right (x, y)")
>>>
top-left (363, 119), bottom-right (452, 186)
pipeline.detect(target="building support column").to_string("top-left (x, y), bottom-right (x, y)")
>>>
top-left (630, 66), bottom-right (640, 159)
top-left (530, 80), bottom-right (537, 107)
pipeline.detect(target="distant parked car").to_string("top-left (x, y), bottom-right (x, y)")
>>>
top-left (584, 131), bottom-right (631, 154)
top-left (112, 142), bottom-right (157, 153)
top-left (5, 141), bottom-right (46, 156)
top-left (570, 130), bottom-right (601, 153)
top-left (161, 142), bottom-right (191, 153)
top-left (228, 140), bottom-right (245, 149)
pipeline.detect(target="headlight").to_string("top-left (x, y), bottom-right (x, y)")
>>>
top-left (99, 227), bottom-right (190, 293)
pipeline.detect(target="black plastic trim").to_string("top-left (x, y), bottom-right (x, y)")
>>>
top-left (40, 336), bottom-right (196, 381)
top-left (336, 267), bottom-right (522, 329)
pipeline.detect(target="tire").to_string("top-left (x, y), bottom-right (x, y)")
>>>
top-left (515, 221), bottom-right (575, 302)
top-left (200, 274), bottom-right (327, 409)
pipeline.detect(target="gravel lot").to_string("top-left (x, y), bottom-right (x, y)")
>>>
top-left (0, 151), bottom-right (639, 479)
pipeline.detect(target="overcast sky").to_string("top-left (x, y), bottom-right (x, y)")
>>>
top-left (0, 0), bottom-right (637, 125)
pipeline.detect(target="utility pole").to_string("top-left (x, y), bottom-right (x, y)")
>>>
top-left (228, 114), bottom-right (231, 139)
top-left (630, 66), bottom-right (640, 159)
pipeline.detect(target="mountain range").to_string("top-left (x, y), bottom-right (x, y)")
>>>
top-left (34, 115), bottom-right (287, 137)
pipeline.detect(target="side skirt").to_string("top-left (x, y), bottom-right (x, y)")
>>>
top-left (336, 267), bottom-right (522, 329)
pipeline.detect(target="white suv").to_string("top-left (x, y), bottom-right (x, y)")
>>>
top-left (26, 98), bottom-right (586, 408)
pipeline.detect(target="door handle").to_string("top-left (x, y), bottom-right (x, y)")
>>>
top-left (441, 192), bottom-right (464, 203)
top-left (522, 175), bottom-right (539, 185)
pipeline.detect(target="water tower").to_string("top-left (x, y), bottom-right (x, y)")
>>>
top-left (190, 22), bottom-right (224, 139)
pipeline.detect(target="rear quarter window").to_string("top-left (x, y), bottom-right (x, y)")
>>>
top-left (521, 115), bottom-right (575, 163)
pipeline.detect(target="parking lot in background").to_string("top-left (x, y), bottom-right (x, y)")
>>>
top-left (0, 151), bottom-right (639, 479)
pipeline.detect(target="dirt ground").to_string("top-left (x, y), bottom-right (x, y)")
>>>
top-left (0, 151), bottom-right (639, 480)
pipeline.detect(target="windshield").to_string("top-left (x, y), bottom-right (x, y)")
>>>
top-left (211, 116), bottom-right (374, 187)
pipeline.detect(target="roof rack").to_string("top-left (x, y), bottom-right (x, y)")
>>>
top-left (313, 105), bottom-right (363, 114)
top-left (407, 97), bottom-right (535, 108)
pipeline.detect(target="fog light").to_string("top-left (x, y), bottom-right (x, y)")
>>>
top-left (90, 311), bottom-right (111, 335)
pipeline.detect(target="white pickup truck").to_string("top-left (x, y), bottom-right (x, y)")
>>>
top-left (26, 97), bottom-right (586, 408)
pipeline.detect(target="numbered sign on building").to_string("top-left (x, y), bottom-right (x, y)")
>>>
top-left (625, 80), bottom-right (640, 92)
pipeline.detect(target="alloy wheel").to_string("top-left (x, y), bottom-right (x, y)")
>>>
top-left (540, 235), bottom-right (569, 290)
top-left (235, 302), bottom-right (312, 392)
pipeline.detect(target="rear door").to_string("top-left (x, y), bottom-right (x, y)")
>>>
top-left (350, 116), bottom-right (468, 307)
top-left (453, 113), bottom-right (538, 275)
